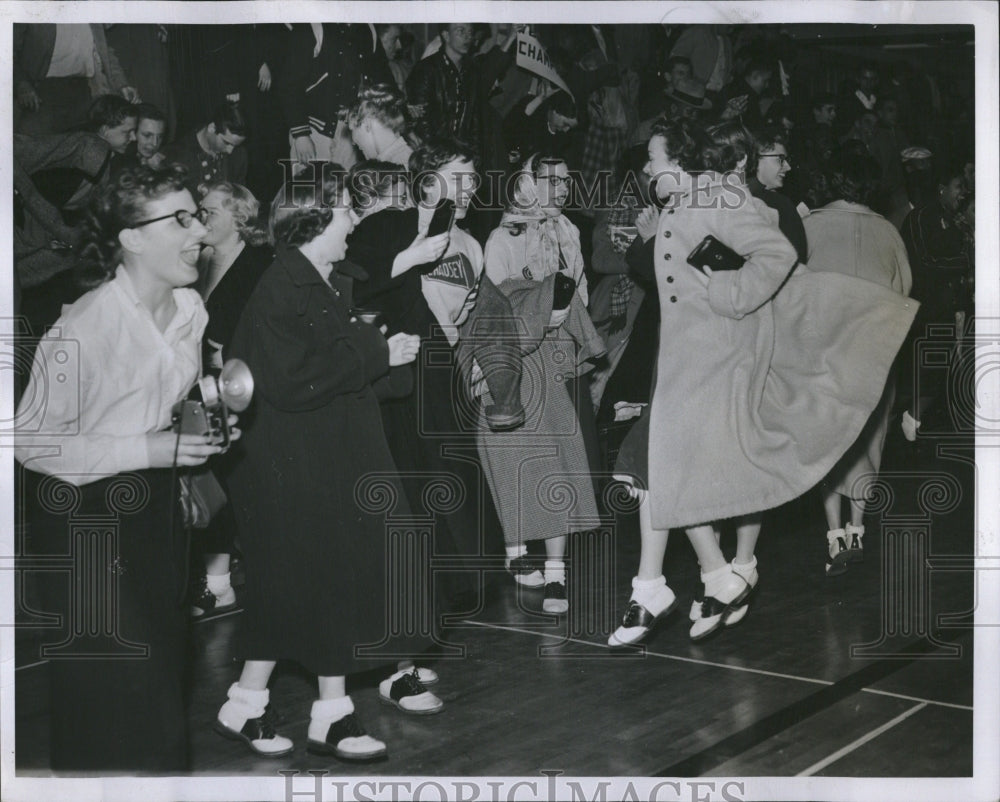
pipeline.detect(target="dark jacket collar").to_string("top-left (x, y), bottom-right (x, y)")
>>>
top-left (275, 243), bottom-right (368, 287)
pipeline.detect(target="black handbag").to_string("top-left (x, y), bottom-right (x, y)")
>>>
top-left (687, 235), bottom-right (746, 273)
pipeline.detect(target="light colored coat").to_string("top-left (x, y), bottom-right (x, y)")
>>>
top-left (647, 180), bottom-right (918, 530)
top-left (804, 201), bottom-right (913, 497)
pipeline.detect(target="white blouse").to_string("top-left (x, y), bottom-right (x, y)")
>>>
top-left (15, 266), bottom-right (207, 485)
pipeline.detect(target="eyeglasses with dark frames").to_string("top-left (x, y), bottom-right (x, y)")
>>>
top-left (130, 208), bottom-right (209, 229)
top-left (758, 153), bottom-right (791, 166)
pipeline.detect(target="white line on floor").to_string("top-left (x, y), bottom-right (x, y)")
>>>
top-left (795, 702), bottom-right (929, 776)
top-left (460, 619), bottom-right (974, 712)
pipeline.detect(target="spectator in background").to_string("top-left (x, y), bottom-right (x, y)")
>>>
top-left (717, 52), bottom-right (773, 131)
top-left (747, 128), bottom-right (808, 264)
top-left (791, 92), bottom-right (838, 206)
top-left (502, 90), bottom-right (579, 168)
top-left (163, 101), bottom-right (248, 198)
top-left (669, 24), bottom-right (733, 102)
top-left (899, 160), bottom-right (970, 440)
top-left (112, 103), bottom-right (168, 176)
top-left (346, 84), bottom-right (416, 167)
top-left (281, 23), bottom-right (395, 173)
top-left (376, 24), bottom-right (408, 92)
top-left (889, 146), bottom-right (936, 230)
top-left (86, 94), bottom-right (138, 157)
top-left (869, 96), bottom-right (910, 218)
top-left (837, 62), bottom-right (880, 138)
top-left (14, 23), bottom-right (138, 136)
top-left (190, 181), bottom-right (273, 619)
top-left (405, 23), bottom-right (516, 167)
top-left (632, 76), bottom-right (713, 146)
top-left (637, 55), bottom-right (692, 121)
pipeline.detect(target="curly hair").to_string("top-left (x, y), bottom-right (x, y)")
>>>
top-left (76, 163), bottom-right (190, 289)
top-left (270, 165), bottom-right (349, 247)
top-left (648, 118), bottom-right (700, 172)
top-left (699, 120), bottom-right (756, 173)
top-left (347, 84), bottom-right (409, 136)
top-left (200, 181), bottom-right (268, 246)
top-left (409, 137), bottom-right (478, 203)
top-left (347, 160), bottom-right (409, 213)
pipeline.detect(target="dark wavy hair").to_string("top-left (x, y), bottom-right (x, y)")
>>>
top-left (409, 137), bottom-right (478, 203)
top-left (270, 165), bottom-right (349, 247)
top-left (210, 101), bottom-right (247, 137)
top-left (648, 118), bottom-right (700, 172)
top-left (826, 142), bottom-right (882, 205)
top-left (133, 102), bottom-right (166, 126)
top-left (86, 94), bottom-right (137, 132)
top-left (748, 126), bottom-right (788, 177)
top-left (75, 163), bottom-right (190, 289)
top-left (699, 120), bottom-right (756, 173)
top-left (347, 160), bottom-right (408, 213)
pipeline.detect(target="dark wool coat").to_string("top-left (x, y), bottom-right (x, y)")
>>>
top-left (646, 179), bottom-right (917, 530)
top-left (226, 244), bottom-right (421, 676)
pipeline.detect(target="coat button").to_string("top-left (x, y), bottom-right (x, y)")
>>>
top-left (670, 296), bottom-right (677, 303)
top-left (668, 209), bottom-right (675, 215)
top-left (663, 230), bottom-right (672, 238)
top-left (663, 253), bottom-right (672, 260)
top-left (666, 276), bottom-right (674, 283)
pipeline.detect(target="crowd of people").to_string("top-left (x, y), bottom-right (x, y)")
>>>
top-left (13, 21), bottom-right (975, 772)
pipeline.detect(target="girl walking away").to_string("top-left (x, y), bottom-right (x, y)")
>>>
top-left (804, 145), bottom-right (914, 576)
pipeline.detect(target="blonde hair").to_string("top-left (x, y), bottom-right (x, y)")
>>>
top-left (201, 181), bottom-right (268, 246)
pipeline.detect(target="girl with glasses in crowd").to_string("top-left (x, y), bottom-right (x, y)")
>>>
top-left (15, 164), bottom-right (232, 771)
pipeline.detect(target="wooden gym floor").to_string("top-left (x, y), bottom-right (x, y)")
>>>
top-left (13, 419), bottom-right (975, 778)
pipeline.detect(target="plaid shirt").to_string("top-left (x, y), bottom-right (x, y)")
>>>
top-left (580, 121), bottom-right (628, 194)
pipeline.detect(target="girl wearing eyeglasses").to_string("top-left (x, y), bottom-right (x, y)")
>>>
top-left (15, 164), bottom-right (233, 771)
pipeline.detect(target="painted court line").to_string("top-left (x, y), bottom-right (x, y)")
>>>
top-left (461, 619), bottom-right (973, 712)
top-left (796, 702), bottom-right (929, 776)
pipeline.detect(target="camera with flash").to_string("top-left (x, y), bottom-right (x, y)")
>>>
top-left (171, 359), bottom-right (254, 452)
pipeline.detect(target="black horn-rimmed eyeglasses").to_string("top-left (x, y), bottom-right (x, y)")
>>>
top-left (130, 208), bottom-right (209, 229)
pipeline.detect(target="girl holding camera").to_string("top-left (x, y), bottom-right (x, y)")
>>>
top-left (15, 164), bottom-right (230, 771)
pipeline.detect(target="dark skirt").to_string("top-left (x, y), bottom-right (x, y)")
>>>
top-left (379, 333), bottom-right (503, 607)
top-left (26, 468), bottom-right (189, 773)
